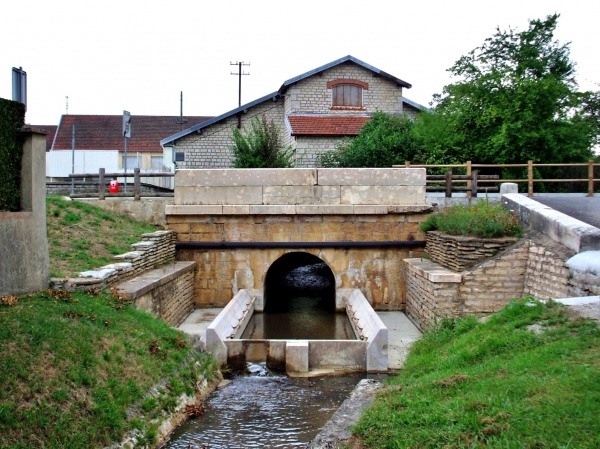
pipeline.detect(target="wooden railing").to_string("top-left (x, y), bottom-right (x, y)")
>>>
top-left (426, 171), bottom-right (498, 197)
top-left (394, 160), bottom-right (599, 197)
top-left (68, 168), bottom-right (174, 200)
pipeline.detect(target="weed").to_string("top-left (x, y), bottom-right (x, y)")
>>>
top-left (420, 201), bottom-right (523, 238)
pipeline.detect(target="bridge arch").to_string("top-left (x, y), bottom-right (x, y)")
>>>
top-left (264, 252), bottom-right (336, 313)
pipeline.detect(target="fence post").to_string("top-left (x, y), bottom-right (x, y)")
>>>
top-left (471, 170), bottom-right (478, 198)
top-left (466, 160), bottom-right (472, 198)
top-left (528, 160), bottom-right (534, 197)
top-left (134, 168), bottom-right (141, 201)
top-left (98, 168), bottom-right (105, 200)
top-left (445, 170), bottom-right (453, 198)
top-left (588, 160), bottom-right (594, 197)
top-left (405, 160), bottom-right (411, 168)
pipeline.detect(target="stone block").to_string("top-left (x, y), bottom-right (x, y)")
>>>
top-left (286, 340), bottom-right (309, 373)
top-left (341, 186), bottom-right (425, 205)
top-left (166, 205), bottom-right (224, 215)
top-left (176, 186), bottom-right (263, 205)
top-left (175, 168), bottom-right (317, 187)
top-left (317, 168), bottom-right (426, 186)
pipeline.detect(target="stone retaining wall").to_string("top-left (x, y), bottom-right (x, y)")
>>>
top-left (53, 230), bottom-right (177, 289)
top-left (116, 261), bottom-right (196, 326)
top-left (425, 231), bottom-right (519, 272)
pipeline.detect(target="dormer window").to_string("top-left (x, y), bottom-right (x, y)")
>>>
top-left (327, 79), bottom-right (368, 110)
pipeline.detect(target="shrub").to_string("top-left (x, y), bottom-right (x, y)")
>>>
top-left (420, 201), bottom-right (523, 238)
top-left (230, 115), bottom-right (294, 168)
top-left (0, 99), bottom-right (26, 212)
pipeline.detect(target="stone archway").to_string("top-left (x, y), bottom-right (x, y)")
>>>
top-left (264, 252), bottom-right (336, 313)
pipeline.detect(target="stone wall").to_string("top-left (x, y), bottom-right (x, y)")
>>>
top-left (459, 241), bottom-right (529, 314)
top-left (425, 231), bottom-right (519, 272)
top-left (295, 136), bottom-right (341, 168)
top-left (176, 101), bottom-right (285, 169)
top-left (116, 262), bottom-right (196, 326)
top-left (54, 230), bottom-right (177, 289)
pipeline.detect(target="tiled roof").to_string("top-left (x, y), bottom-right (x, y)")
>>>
top-left (287, 115), bottom-right (371, 136)
top-left (52, 115), bottom-right (212, 152)
top-left (34, 126), bottom-right (58, 151)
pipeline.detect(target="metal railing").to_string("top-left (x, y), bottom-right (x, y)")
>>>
top-left (394, 160), bottom-right (599, 197)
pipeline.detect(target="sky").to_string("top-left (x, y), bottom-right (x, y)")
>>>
top-left (2, 0), bottom-right (599, 126)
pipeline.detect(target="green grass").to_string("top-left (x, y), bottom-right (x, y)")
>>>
top-left (420, 201), bottom-right (523, 238)
top-left (0, 290), bottom-right (218, 449)
top-left (352, 297), bottom-right (600, 448)
top-left (46, 196), bottom-right (159, 278)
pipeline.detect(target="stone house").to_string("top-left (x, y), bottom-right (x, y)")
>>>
top-left (161, 55), bottom-right (425, 168)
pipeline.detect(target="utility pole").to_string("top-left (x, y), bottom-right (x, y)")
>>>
top-left (230, 61), bottom-right (250, 128)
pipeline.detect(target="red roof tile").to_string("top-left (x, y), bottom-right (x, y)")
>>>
top-left (51, 115), bottom-right (212, 152)
top-left (288, 115), bottom-right (371, 136)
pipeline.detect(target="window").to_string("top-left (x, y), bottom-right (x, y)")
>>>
top-left (332, 84), bottom-right (362, 108)
top-left (122, 155), bottom-right (139, 170)
top-left (327, 79), bottom-right (368, 109)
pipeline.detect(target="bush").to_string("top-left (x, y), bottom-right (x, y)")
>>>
top-left (230, 115), bottom-right (294, 168)
top-left (318, 111), bottom-right (421, 167)
top-left (420, 201), bottom-right (523, 238)
top-left (0, 99), bottom-right (26, 212)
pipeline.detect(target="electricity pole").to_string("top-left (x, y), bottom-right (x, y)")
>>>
top-left (230, 61), bottom-right (250, 128)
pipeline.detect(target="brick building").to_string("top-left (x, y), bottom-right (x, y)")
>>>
top-left (161, 55), bottom-right (425, 168)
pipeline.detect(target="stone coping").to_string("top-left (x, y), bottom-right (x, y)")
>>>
top-left (116, 261), bottom-right (196, 300)
top-left (166, 204), bottom-right (432, 216)
top-left (404, 258), bottom-right (462, 283)
top-left (502, 193), bottom-right (600, 253)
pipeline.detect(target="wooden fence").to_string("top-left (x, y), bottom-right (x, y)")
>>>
top-left (68, 168), bottom-right (174, 200)
top-left (394, 160), bottom-right (599, 197)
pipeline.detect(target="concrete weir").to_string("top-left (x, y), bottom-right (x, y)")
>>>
top-left (205, 288), bottom-right (389, 374)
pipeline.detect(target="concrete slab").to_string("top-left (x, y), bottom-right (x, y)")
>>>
top-left (178, 308), bottom-right (422, 372)
top-left (377, 311), bottom-right (422, 370)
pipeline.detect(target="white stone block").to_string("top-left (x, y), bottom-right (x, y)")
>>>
top-left (286, 340), bottom-right (309, 373)
top-left (317, 168), bottom-right (425, 186)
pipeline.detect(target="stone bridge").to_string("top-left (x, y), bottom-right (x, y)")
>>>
top-left (165, 168), bottom-right (431, 310)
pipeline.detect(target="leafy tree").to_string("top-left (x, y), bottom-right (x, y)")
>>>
top-left (230, 115), bottom-right (294, 168)
top-left (318, 111), bottom-right (420, 167)
top-left (424, 14), bottom-right (597, 165)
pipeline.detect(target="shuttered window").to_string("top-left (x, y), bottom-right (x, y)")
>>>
top-left (332, 84), bottom-right (362, 108)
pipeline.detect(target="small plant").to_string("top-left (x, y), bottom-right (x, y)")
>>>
top-left (420, 201), bottom-right (523, 238)
top-left (230, 115), bottom-right (294, 168)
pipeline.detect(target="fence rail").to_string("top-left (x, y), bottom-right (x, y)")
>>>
top-left (68, 168), bottom-right (174, 200)
top-left (394, 160), bottom-right (599, 197)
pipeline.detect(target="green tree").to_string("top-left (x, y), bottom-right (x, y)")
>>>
top-left (318, 111), bottom-right (420, 167)
top-left (230, 115), bottom-right (294, 168)
top-left (425, 14), bottom-right (596, 165)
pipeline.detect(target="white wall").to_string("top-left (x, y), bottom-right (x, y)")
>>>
top-left (46, 150), bottom-right (120, 177)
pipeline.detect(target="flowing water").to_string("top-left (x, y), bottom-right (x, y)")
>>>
top-left (160, 364), bottom-right (367, 448)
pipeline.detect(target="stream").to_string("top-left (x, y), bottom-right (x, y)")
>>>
top-left (160, 364), bottom-right (367, 448)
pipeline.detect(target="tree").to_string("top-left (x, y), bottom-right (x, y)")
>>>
top-left (230, 115), bottom-right (294, 168)
top-left (318, 111), bottom-right (420, 167)
top-left (425, 14), bottom-right (597, 165)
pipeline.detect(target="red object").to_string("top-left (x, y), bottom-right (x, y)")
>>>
top-left (109, 180), bottom-right (119, 193)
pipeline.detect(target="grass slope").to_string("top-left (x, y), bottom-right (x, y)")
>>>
top-left (352, 297), bottom-right (600, 448)
top-left (0, 290), bottom-right (217, 449)
top-left (0, 197), bottom-right (217, 448)
top-left (46, 196), bottom-right (159, 278)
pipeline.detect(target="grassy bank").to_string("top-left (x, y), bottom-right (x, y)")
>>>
top-left (0, 197), bottom-right (217, 448)
top-left (46, 195), bottom-right (159, 278)
top-left (352, 297), bottom-right (600, 448)
top-left (0, 289), bottom-right (217, 449)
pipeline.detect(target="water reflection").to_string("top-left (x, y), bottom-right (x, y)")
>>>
top-left (160, 365), bottom-right (366, 449)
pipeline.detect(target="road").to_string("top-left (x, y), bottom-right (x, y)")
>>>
top-left (532, 196), bottom-right (600, 229)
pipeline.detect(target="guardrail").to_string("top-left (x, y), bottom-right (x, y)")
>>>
top-left (68, 168), bottom-right (174, 200)
top-left (426, 171), bottom-right (498, 197)
top-left (394, 160), bottom-right (599, 197)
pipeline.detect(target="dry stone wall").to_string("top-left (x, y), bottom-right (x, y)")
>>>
top-left (425, 231), bottom-right (519, 272)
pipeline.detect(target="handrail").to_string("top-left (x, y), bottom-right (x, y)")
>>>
top-left (394, 160), bottom-right (599, 197)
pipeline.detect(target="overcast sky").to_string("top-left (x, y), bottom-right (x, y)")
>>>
top-left (2, 0), bottom-right (598, 126)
